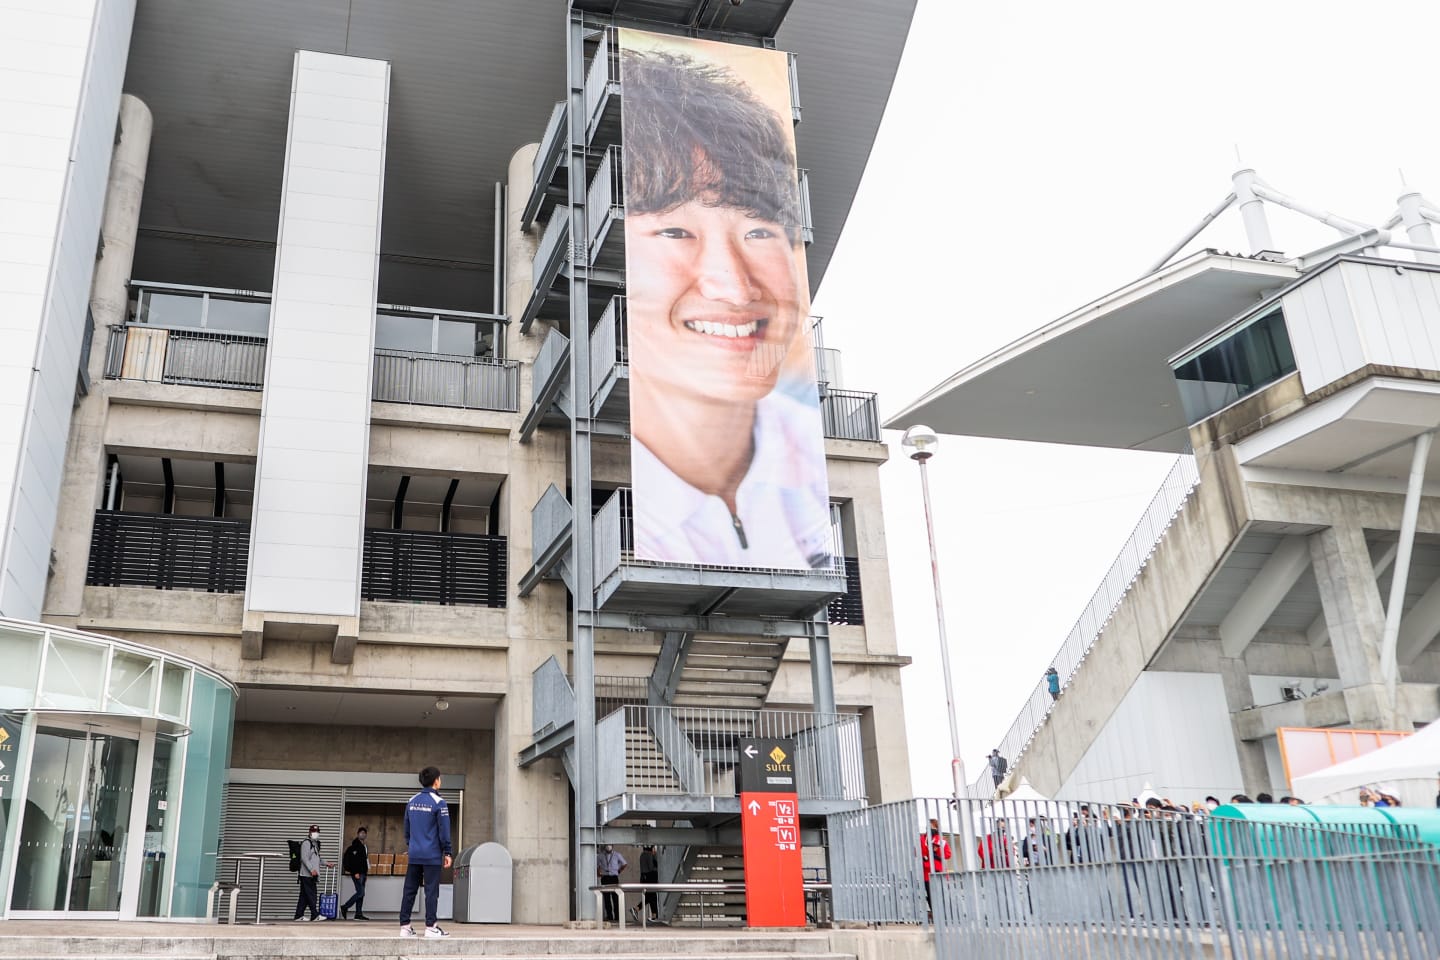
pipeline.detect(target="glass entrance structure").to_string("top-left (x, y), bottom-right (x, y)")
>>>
top-left (0, 618), bottom-right (235, 919)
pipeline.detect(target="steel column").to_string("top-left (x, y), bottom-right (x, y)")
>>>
top-left (1380, 429), bottom-right (1433, 722)
top-left (565, 7), bottom-right (599, 923)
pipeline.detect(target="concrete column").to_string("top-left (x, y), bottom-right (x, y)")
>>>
top-left (1308, 521), bottom-right (1413, 729)
top-left (44, 94), bottom-right (153, 623)
top-left (490, 144), bottom-right (571, 923)
top-left (243, 52), bottom-right (390, 659)
top-left (1218, 657), bottom-right (1271, 796)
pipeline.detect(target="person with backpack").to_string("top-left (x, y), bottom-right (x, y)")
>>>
top-left (339, 825), bottom-right (371, 920)
top-left (399, 766), bottom-right (453, 938)
top-left (989, 749), bottom-right (1008, 787)
top-left (292, 824), bottom-right (335, 921)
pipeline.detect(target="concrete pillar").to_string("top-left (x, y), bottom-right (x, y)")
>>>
top-left (44, 94), bottom-right (153, 623)
top-left (243, 52), bottom-right (390, 659)
top-left (1218, 657), bottom-right (1271, 796)
top-left (1308, 521), bottom-right (1413, 729)
top-left (490, 144), bottom-right (571, 923)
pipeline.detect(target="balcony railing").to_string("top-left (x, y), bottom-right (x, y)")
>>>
top-left (820, 389), bottom-right (881, 442)
top-left (372, 349), bottom-right (519, 412)
top-left (105, 324), bottom-right (267, 391)
top-left (86, 511), bottom-right (250, 593)
top-left (587, 145), bottom-right (624, 254)
top-left (598, 704), bottom-right (865, 802)
top-left (590, 296), bottom-right (627, 401)
top-left (826, 557), bottom-right (864, 625)
top-left (583, 26), bottom-right (619, 137)
top-left (361, 528), bottom-right (507, 607)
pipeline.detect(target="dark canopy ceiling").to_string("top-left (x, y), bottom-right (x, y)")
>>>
top-left (123, 0), bottom-right (916, 311)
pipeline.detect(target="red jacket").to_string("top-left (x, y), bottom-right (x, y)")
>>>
top-left (920, 832), bottom-right (952, 879)
top-left (977, 832), bottom-right (1012, 868)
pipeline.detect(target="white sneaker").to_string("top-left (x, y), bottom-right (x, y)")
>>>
top-left (313, 915), bottom-right (329, 921)
top-left (425, 925), bottom-right (450, 938)
top-left (399, 924), bottom-right (416, 937)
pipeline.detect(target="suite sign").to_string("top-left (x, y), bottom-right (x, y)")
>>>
top-left (737, 737), bottom-right (803, 926)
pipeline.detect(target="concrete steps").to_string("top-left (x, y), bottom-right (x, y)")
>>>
top-left (673, 847), bottom-right (746, 927)
top-left (670, 637), bottom-right (787, 710)
top-left (0, 932), bottom-right (852, 960)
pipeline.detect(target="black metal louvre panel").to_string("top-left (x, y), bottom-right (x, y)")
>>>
top-left (86, 510), bottom-right (250, 593)
top-left (361, 529), bottom-right (507, 607)
top-left (826, 556), bottom-right (864, 625)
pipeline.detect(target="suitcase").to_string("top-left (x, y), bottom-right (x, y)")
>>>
top-left (318, 866), bottom-right (339, 919)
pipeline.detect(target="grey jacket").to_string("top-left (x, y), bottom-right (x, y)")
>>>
top-left (300, 837), bottom-right (322, 875)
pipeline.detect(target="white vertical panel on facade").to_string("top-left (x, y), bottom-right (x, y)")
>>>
top-left (1056, 672), bottom-right (1244, 803)
top-left (0, 0), bottom-right (135, 618)
top-left (245, 52), bottom-right (389, 617)
top-left (1342, 260), bottom-right (1440, 373)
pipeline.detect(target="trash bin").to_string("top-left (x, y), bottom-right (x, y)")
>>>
top-left (452, 842), bottom-right (512, 923)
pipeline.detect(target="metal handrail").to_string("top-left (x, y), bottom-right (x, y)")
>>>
top-left (974, 456), bottom-right (1203, 794)
top-left (820, 389), bottom-right (880, 442)
top-left (371, 348), bottom-right (519, 412)
top-left (603, 704), bottom-right (865, 802)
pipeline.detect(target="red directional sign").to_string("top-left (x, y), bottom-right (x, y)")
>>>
top-left (738, 737), bottom-right (805, 927)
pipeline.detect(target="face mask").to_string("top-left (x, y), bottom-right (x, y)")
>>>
top-left (309, 832), bottom-right (319, 840)
top-left (358, 834), bottom-right (366, 841)
top-left (930, 828), bottom-right (939, 836)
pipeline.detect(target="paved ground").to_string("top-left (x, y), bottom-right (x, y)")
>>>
top-left (0, 918), bottom-right (818, 940)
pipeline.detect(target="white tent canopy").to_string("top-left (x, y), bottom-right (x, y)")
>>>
top-left (1293, 723), bottom-right (1440, 808)
top-left (1005, 778), bottom-right (1050, 803)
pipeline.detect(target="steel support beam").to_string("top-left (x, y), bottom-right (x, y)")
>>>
top-left (1219, 535), bottom-right (1311, 658)
top-left (565, 9), bottom-right (599, 921)
top-left (1381, 431), bottom-right (1434, 709)
top-left (582, 611), bottom-right (823, 636)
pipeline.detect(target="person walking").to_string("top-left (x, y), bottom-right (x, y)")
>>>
top-left (1045, 667), bottom-right (1061, 701)
top-left (293, 824), bottom-right (334, 921)
top-left (339, 825), bottom-right (370, 920)
top-left (597, 843), bottom-right (628, 923)
top-left (630, 844), bottom-right (661, 925)
top-left (398, 766), bottom-right (453, 939)
top-left (989, 749), bottom-right (1008, 788)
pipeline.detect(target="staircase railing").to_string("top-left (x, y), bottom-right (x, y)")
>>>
top-left (973, 455), bottom-right (1202, 795)
top-left (607, 704), bottom-right (865, 801)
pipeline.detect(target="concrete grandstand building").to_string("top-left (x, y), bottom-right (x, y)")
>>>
top-left (0, 0), bottom-right (917, 922)
top-left (893, 170), bottom-right (1440, 805)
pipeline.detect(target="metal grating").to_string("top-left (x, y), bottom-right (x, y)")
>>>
top-left (826, 557), bottom-right (864, 625)
top-left (86, 511), bottom-right (250, 593)
top-left (361, 529), bottom-right (508, 607)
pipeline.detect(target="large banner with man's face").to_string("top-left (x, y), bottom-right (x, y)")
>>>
top-left (620, 30), bottom-right (832, 571)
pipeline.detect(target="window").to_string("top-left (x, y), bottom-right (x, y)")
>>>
top-left (135, 287), bottom-right (270, 336)
top-left (374, 310), bottom-right (503, 359)
top-left (1171, 309), bottom-right (1296, 423)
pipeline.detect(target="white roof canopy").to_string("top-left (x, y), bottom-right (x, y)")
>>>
top-left (887, 251), bottom-right (1299, 451)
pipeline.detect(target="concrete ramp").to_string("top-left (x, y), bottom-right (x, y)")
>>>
top-left (1007, 449), bottom-right (1249, 797)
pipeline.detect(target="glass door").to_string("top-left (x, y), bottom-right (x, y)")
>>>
top-left (9, 727), bottom-right (139, 914)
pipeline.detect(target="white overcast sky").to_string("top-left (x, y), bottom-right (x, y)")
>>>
top-left (809, 0), bottom-right (1440, 799)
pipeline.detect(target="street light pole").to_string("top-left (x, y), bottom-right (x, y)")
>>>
top-left (901, 425), bottom-right (977, 871)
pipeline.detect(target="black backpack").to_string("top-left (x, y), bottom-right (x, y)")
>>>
top-left (287, 839), bottom-right (303, 872)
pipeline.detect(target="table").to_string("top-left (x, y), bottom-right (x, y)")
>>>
top-left (218, 851), bottom-right (284, 924)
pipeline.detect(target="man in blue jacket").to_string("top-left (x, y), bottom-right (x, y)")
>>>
top-left (399, 766), bottom-right (453, 938)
